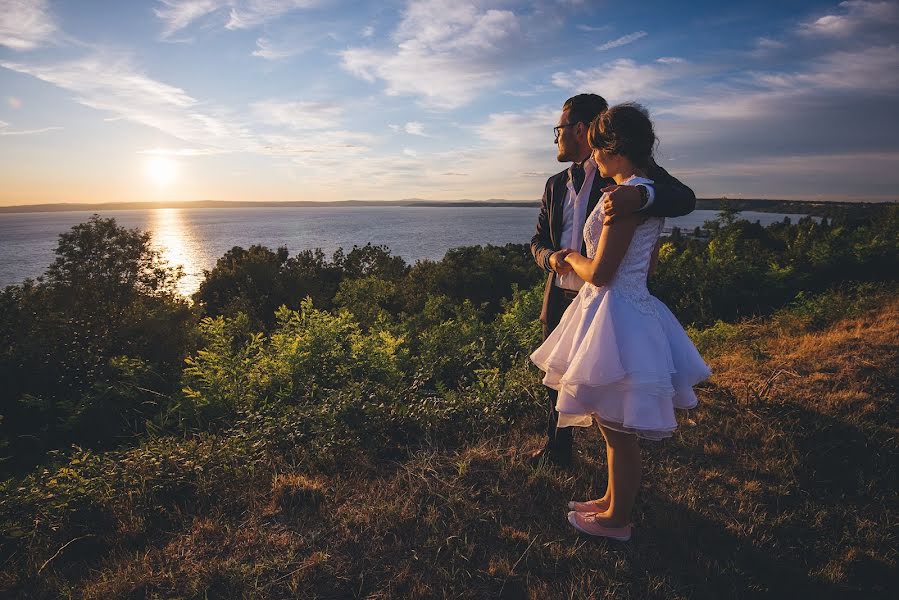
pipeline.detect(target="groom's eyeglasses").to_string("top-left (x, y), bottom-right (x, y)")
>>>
top-left (553, 122), bottom-right (578, 138)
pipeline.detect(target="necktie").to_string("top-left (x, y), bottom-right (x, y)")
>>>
top-left (571, 163), bottom-right (585, 194)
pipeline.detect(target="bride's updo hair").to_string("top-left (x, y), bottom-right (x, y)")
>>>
top-left (587, 103), bottom-right (656, 169)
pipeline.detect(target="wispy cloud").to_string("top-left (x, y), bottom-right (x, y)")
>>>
top-left (0, 0), bottom-right (57, 50)
top-left (251, 100), bottom-right (343, 130)
top-left (404, 121), bottom-right (426, 136)
top-left (0, 120), bottom-right (61, 135)
top-left (155, 0), bottom-right (318, 38)
top-left (0, 53), bottom-right (253, 152)
top-left (551, 58), bottom-right (687, 103)
top-left (798, 0), bottom-right (899, 37)
top-left (252, 36), bottom-right (305, 59)
top-left (389, 121), bottom-right (428, 136)
top-left (0, 50), bottom-right (378, 165)
top-left (597, 30), bottom-right (647, 51)
top-left (224, 0), bottom-right (318, 30)
top-left (341, 0), bottom-right (542, 109)
top-left (137, 147), bottom-right (229, 156)
top-left (576, 24), bottom-right (611, 32)
top-left (155, 0), bottom-right (222, 38)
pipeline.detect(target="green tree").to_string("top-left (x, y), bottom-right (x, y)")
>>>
top-left (0, 216), bottom-right (194, 472)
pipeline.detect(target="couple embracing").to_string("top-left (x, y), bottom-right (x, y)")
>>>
top-left (528, 94), bottom-right (711, 541)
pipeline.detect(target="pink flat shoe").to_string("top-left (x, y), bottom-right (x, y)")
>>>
top-left (567, 511), bottom-right (633, 541)
top-left (567, 498), bottom-right (610, 512)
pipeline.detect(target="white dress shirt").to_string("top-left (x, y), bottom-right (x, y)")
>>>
top-left (555, 157), bottom-right (598, 291)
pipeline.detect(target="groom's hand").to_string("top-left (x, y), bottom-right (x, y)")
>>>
top-left (549, 250), bottom-right (574, 274)
top-left (602, 185), bottom-right (642, 223)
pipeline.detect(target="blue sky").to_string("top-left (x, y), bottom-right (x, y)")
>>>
top-left (1, 0), bottom-right (897, 205)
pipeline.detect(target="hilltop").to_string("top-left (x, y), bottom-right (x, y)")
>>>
top-left (2, 287), bottom-right (895, 598)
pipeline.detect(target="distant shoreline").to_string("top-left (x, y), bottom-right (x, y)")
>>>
top-left (0, 198), bottom-right (894, 215)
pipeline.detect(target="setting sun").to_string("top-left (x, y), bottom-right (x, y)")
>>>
top-left (144, 156), bottom-right (177, 186)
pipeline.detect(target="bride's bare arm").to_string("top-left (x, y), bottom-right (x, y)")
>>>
top-left (563, 215), bottom-right (641, 286)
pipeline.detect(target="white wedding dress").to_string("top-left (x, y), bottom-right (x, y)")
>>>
top-left (530, 176), bottom-right (711, 440)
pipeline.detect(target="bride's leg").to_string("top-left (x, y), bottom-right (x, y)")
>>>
top-left (598, 425), bottom-right (613, 506)
top-left (572, 424), bottom-right (612, 511)
top-left (594, 424), bottom-right (641, 526)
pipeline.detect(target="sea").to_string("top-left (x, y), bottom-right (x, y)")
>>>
top-left (0, 206), bottom-right (810, 296)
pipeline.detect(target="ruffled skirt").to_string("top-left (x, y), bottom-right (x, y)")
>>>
top-left (530, 285), bottom-right (711, 440)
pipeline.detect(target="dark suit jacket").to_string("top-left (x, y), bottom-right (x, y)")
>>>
top-left (531, 162), bottom-right (696, 324)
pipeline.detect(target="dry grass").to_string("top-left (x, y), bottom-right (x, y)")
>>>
top-left (7, 298), bottom-right (898, 599)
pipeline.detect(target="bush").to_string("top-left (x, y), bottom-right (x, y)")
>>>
top-left (0, 216), bottom-right (195, 473)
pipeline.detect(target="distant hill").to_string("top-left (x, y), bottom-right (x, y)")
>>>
top-left (0, 198), bottom-right (894, 215)
top-left (0, 199), bottom-right (538, 213)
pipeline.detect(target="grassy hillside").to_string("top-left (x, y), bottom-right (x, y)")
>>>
top-left (1, 285), bottom-right (896, 598)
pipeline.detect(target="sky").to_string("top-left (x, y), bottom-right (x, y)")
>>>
top-left (1, 0), bottom-right (898, 205)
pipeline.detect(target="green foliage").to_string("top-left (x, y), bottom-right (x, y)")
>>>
top-left (491, 282), bottom-right (544, 367)
top-left (334, 275), bottom-right (400, 329)
top-left (193, 245), bottom-right (343, 329)
top-left (651, 206), bottom-right (899, 327)
top-left (403, 243), bottom-right (541, 318)
top-left (773, 282), bottom-right (890, 332)
top-left (0, 216), bottom-right (194, 473)
top-left (180, 299), bottom-right (404, 425)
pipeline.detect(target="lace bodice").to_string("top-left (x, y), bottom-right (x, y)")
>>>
top-left (581, 176), bottom-right (663, 314)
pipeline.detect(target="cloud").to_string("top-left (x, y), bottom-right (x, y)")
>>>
top-left (224, 0), bottom-right (317, 30)
top-left (597, 30), bottom-right (647, 51)
top-left (750, 44), bottom-right (899, 93)
top-left (755, 37), bottom-right (785, 50)
top-left (0, 53), bottom-right (256, 152)
top-left (0, 120), bottom-right (61, 135)
top-left (361, 25), bottom-right (375, 38)
top-left (14, 72), bottom-right (358, 164)
top-left (798, 0), bottom-right (899, 37)
top-left (252, 37), bottom-right (304, 59)
top-left (404, 121), bottom-right (426, 135)
top-left (137, 147), bottom-right (229, 156)
top-left (251, 100), bottom-right (343, 129)
top-left (673, 152), bottom-right (899, 201)
top-left (652, 44), bottom-right (899, 128)
top-left (155, 0), bottom-right (317, 37)
top-left (472, 105), bottom-right (558, 158)
top-left (642, 42), bottom-right (899, 196)
top-left (341, 0), bottom-right (543, 109)
top-left (155, 0), bottom-right (223, 38)
top-left (0, 0), bottom-right (57, 50)
top-left (551, 58), bottom-right (687, 103)
top-left (576, 24), bottom-right (611, 32)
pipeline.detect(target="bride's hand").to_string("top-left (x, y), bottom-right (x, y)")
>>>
top-left (550, 249), bottom-right (575, 274)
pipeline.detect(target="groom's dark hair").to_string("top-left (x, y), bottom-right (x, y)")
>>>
top-left (563, 94), bottom-right (608, 127)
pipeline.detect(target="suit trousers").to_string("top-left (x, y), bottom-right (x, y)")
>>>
top-left (541, 286), bottom-right (576, 456)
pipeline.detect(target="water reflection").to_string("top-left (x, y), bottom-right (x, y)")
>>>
top-left (149, 208), bottom-right (202, 297)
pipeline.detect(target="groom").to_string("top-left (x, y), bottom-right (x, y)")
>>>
top-left (529, 93), bottom-right (696, 468)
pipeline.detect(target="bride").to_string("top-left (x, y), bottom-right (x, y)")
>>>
top-left (530, 103), bottom-right (711, 541)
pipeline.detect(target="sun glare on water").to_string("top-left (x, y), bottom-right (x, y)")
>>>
top-left (145, 157), bottom-right (177, 186)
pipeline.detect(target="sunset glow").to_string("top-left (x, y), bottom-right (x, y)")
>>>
top-left (145, 157), bottom-right (178, 187)
top-left (1, 1), bottom-right (897, 205)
